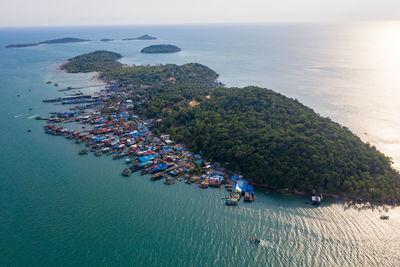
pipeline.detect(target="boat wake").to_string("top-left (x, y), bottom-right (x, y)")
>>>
top-left (258, 240), bottom-right (274, 249)
top-left (14, 114), bottom-right (24, 118)
top-left (27, 115), bottom-right (39, 119)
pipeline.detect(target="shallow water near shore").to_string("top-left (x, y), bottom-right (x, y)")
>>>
top-left (0, 23), bottom-right (400, 266)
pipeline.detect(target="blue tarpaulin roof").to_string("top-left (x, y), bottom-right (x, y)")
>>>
top-left (243, 184), bottom-right (255, 194)
top-left (139, 154), bottom-right (158, 162)
top-left (236, 180), bottom-right (246, 189)
top-left (152, 164), bottom-right (168, 171)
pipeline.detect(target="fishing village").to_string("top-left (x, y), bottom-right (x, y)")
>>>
top-left (37, 78), bottom-right (256, 206)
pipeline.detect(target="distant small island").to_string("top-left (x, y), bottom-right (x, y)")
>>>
top-left (141, 44), bottom-right (181, 54)
top-left (123, 34), bottom-right (157, 41)
top-left (6, 37), bottom-right (90, 48)
top-left (100, 39), bottom-right (114, 42)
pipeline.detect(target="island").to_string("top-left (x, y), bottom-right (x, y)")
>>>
top-left (6, 37), bottom-right (90, 48)
top-left (141, 44), bottom-right (181, 54)
top-left (100, 39), bottom-right (114, 42)
top-left (44, 50), bottom-right (400, 202)
top-left (61, 50), bottom-right (122, 73)
top-left (123, 34), bottom-right (157, 41)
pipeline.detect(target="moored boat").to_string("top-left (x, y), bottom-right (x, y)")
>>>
top-left (199, 181), bottom-right (209, 188)
top-left (121, 168), bottom-right (132, 177)
top-left (225, 198), bottom-right (239, 205)
top-left (78, 149), bottom-right (88, 155)
top-left (164, 177), bottom-right (175, 185)
top-left (151, 172), bottom-right (164, 180)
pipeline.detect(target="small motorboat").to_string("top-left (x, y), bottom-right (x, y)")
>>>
top-left (251, 238), bottom-right (261, 244)
top-left (78, 149), bottom-right (88, 155)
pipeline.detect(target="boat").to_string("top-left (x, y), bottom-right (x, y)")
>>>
top-left (251, 238), bottom-right (261, 244)
top-left (164, 177), bottom-right (175, 185)
top-left (125, 157), bottom-right (137, 164)
top-left (54, 83), bottom-right (58, 87)
top-left (46, 81), bottom-right (52, 84)
top-left (95, 150), bottom-right (103, 156)
top-left (225, 198), bottom-right (239, 205)
top-left (244, 193), bottom-right (254, 202)
top-left (121, 168), bottom-right (132, 177)
top-left (312, 193), bottom-right (323, 205)
top-left (26, 129), bottom-right (31, 133)
top-left (151, 172), bottom-right (164, 181)
top-left (129, 164), bottom-right (141, 172)
top-left (78, 149), bottom-right (88, 155)
top-left (199, 181), bottom-right (209, 188)
top-left (380, 215), bottom-right (389, 220)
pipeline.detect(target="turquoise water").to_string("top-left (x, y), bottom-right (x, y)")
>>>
top-left (0, 24), bottom-right (400, 266)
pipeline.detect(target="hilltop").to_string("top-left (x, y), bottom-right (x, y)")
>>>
top-left (141, 44), bottom-right (181, 53)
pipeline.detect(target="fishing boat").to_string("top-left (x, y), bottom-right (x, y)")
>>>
top-left (312, 193), bottom-right (323, 205)
top-left (199, 181), bottom-right (209, 189)
top-left (78, 149), bottom-right (88, 155)
top-left (151, 172), bottom-right (164, 181)
top-left (225, 198), bottom-right (239, 205)
top-left (244, 193), bottom-right (254, 202)
top-left (251, 238), bottom-right (261, 244)
top-left (121, 168), bottom-right (132, 177)
top-left (129, 164), bottom-right (141, 172)
top-left (164, 177), bottom-right (175, 185)
top-left (125, 157), bottom-right (137, 164)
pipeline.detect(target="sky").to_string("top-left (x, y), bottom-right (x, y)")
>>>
top-left (1, 0), bottom-right (400, 27)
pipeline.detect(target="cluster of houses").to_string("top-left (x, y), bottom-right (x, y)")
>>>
top-left (40, 78), bottom-right (256, 205)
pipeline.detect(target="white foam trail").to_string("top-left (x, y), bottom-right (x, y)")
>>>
top-left (27, 115), bottom-right (39, 119)
top-left (259, 240), bottom-right (274, 249)
top-left (14, 114), bottom-right (24, 118)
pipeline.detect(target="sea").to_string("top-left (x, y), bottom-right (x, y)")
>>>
top-left (0, 23), bottom-right (400, 266)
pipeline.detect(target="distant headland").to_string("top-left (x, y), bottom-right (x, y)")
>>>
top-left (141, 44), bottom-right (181, 54)
top-left (123, 34), bottom-right (157, 41)
top-left (6, 37), bottom-right (90, 48)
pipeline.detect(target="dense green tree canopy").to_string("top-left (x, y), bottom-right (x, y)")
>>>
top-left (62, 50), bottom-right (122, 73)
top-left (63, 50), bottom-right (400, 201)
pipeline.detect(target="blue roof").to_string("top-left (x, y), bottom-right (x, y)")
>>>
top-left (243, 184), bottom-right (255, 194)
top-left (236, 180), bottom-right (246, 189)
top-left (139, 154), bottom-right (158, 162)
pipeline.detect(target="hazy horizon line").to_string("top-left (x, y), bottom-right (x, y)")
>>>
top-left (1, 19), bottom-right (398, 30)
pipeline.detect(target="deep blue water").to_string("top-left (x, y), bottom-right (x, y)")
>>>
top-left (0, 23), bottom-right (400, 266)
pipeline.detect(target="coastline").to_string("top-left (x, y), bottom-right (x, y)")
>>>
top-left (40, 62), bottom-right (399, 207)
